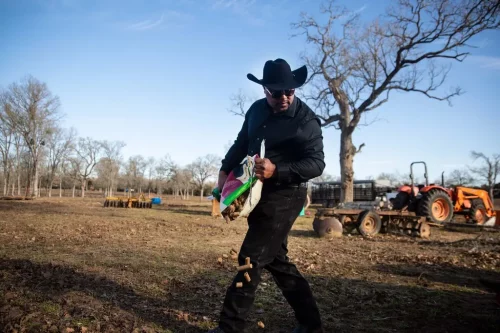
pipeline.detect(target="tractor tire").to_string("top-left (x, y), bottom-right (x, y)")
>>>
top-left (356, 209), bottom-right (382, 237)
top-left (392, 192), bottom-right (410, 210)
top-left (418, 189), bottom-right (453, 223)
top-left (469, 199), bottom-right (487, 225)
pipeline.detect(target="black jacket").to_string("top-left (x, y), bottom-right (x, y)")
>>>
top-left (221, 97), bottom-right (325, 184)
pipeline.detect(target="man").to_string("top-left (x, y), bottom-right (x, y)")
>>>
top-left (209, 59), bottom-right (325, 333)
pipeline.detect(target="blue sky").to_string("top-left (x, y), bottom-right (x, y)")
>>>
top-left (1, 0), bottom-right (499, 182)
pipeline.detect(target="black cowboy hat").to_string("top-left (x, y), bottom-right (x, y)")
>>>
top-left (247, 58), bottom-right (308, 90)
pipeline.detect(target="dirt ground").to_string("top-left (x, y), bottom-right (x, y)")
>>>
top-left (1, 197), bottom-right (499, 333)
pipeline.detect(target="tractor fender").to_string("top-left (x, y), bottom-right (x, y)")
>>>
top-left (419, 185), bottom-right (452, 197)
top-left (398, 185), bottom-right (419, 196)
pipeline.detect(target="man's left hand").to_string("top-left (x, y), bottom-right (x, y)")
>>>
top-left (254, 158), bottom-right (276, 181)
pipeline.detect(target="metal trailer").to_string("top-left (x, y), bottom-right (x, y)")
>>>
top-left (314, 207), bottom-right (432, 238)
top-left (310, 180), bottom-right (393, 208)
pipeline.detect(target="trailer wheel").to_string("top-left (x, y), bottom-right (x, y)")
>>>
top-left (356, 210), bottom-right (382, 237)
top-left (340, 215), bottom-right (356, 234)
top-left (418, 222), bottom-right (431, 239)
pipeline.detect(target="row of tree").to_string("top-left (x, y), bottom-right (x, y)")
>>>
top-left (0, 76), bottom-right (221, 200)
top-left (1, 75), bottom-right (498, 202)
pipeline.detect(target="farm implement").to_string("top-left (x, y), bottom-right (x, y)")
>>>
top-left (312, 161), bottom-right (498, 239)
top-left (103, 193), bottom-right (153, 208)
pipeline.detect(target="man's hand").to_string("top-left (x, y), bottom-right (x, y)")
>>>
top-left (254, 158), bottom-right (276, 181)
top-left (218, 171), bottom-right (228, 191)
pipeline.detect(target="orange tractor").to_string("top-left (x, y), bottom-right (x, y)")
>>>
top-left (392, 161), bottom-right (496, 225)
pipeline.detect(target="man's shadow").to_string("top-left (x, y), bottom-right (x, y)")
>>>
top-left (1, 256), bottom-right (499, 333)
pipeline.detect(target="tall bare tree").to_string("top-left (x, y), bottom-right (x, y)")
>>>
top-left (190, 154), bottom-right (219, 201)
top-left (291, 0), bottom-right (499, 202)
top-left (0, 100), bottom-right (15, 195)
top-left (0, 76), bottom-right (60, 197)
top-left (145, 156), bottom-right (156, 195)
top-left (1, 76), bottom-right (61, 197)
top-left (72, 137), bottom-right (102, 198)
top-left (469, 151), bottom-right (499, 200)
top-left (46, 127), bottom-right (76, 197)
top-left (99, 140), bottom-right (125, 196)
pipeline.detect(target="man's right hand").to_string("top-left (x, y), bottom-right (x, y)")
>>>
top-left (218, 171), bottom-right (228, 191)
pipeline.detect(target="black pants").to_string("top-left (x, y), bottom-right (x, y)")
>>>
top-left (219, 184), bottom-right (322, 332)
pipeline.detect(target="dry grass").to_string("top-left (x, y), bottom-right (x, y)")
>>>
top-left (1, 196), bottom-right (499, 333)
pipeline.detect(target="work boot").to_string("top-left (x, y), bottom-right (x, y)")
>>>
top-left (291, 325), bottom-right (324, 333)
top-left (207, 327), bottom-right (225, 333)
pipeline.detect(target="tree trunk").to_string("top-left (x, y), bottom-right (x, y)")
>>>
top-left (38, 175), bottom-right (42, 197)
top-left (11, 182), bottom-right (15, 196)
top-left (33, 164), bottom-right (39, 197)
top-left (48, 179), bottom-right (53, 197)
top-left (81, 179), bottom-right (86, 198)
top-left (72, 183), bottom-right (75, 198)
top-left (17, 173), bottom-right (21, 196)
top-left (490, 188), bottom-right (494, 202)
top-left (59, 178), bottom-right (62, 197)
top-left (200, 186), bottom-right (204, 201)
top-left (340, 130), bottom-right (355, 203)
top-left (2, 162), bottom-right (9, 196)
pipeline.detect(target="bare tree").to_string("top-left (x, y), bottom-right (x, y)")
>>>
top-left (227, 89), bottom-right (259, 117)
top-left (311, 171), bottom-right (338, 183)
top-left (155, 154), bottom-right (174, 196)
top-left (190, 154), bottom-right (219, 201)
top-left (65, 159), bottom-right (80, 198)
top-left (46, 126), bottom-right (76, 197)
top-left (376, 172), bottom-right (400, 186)
top-left (0, 100), bottom-right (15, 195)
top-left (1, 76), bottom-right (62, 197)
top-left (446, 168), bottom-right (475, 186)
top-left (11, 133), bottom-right (25, 196)
top-left (145, 156), bottom-right (156, 195)
top-left (469, 151), bottom-right (499, 200)
top-left (73, 137), bottom-right (102, 198)
top-left (291, 0), bottom-right (499, 202)
top-left (124, 155), bottom-right (147, 194)
top-left (99, 140), bottom-right (125, 196)
top-left (169, 166), bottom-right (194, 200)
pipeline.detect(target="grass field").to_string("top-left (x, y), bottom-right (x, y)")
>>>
top-left (1, 197), bottom-right (499, 333)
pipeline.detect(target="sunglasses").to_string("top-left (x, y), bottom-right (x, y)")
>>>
top-left (264, 87), bottom-right (295, 99)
